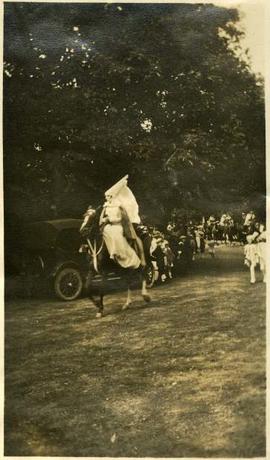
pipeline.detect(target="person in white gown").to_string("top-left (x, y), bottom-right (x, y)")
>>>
top-left (257, 227), bottom-right (266, 283)
top-left (244, 232), bottom-right (260, 283)
top-left (100, 195), bottom-right (141, 269)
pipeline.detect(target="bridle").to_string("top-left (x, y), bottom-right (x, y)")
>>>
top-left (81, 210), bottom-right (105, 273)
top-left (86, 237), bottom-right (104, 273)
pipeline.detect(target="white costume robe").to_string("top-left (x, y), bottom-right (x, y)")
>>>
top-left (257, 231), bottom-right (266, 279)
top-left (101, 200), bottom-right (140, 269)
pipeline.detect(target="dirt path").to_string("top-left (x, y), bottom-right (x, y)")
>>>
top-left (5, 246), bottom-right (266, 456)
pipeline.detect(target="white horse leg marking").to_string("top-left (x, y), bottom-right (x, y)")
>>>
top-left (122, 287), bottom-right (132, 310)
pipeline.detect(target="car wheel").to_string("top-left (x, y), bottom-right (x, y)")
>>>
top-left (54, 267), bottom-right (83, 301)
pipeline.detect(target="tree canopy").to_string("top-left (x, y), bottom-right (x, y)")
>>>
top-left (4, 2), bottom-right (265, 224)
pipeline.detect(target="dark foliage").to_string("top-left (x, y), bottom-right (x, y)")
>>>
top-left (4, 2), bottom-right (265, 225)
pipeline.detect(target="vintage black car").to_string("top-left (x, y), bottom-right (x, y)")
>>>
top-left (21, 219), bottom-right (87, 301)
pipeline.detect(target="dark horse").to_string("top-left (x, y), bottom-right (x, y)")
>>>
top-left (80, 206), bottom-right (152, 318)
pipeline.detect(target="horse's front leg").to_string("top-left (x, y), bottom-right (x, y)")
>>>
top-left (88, 293), bottom-right (104, 318)
top-left (85, 270), bottom-right (104, 318)
top-left (122, 287), bottom-right (132, 310)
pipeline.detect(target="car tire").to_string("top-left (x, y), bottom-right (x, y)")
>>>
top-left (54, 267), bottom-right (83, 301)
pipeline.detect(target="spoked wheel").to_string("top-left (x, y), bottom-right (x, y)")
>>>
top-left (54, 267), bottom-right (83, 301)
top-left (145, 262), bottom-right (156, 288)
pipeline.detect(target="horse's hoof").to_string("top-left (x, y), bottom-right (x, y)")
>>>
top-left (143, 294), bottom-right (151, 303)
top-left (96, 312), bottom-right (103, 318)
top-left (122, 303), bottom-right (130, 311)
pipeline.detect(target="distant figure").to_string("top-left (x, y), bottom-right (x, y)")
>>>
top-left (257, 228), bottom-right (266, 283)
top-left (219, 213), bottom-right (228, 227)
top-left (241, 212), bottom-right (246, 223)
top-left (151, 236), bottom-right (167, 282)
top-left (207, 240), bottom-right (216, 258)
top-left (163, 240), bottom-right (175, 279)
top-left (244, 233), bottom-right (259, 284)
top-left (207, 215), bottom-right (216, 227)
top-left (194, 225), bottom-right (205, 253)
top-left (167, 222), bottom-right (175, 233)
top-left (244, 210), bottom-right (256, 228)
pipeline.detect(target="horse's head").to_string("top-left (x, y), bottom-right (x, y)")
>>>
top-left (80, 206), bottom-right (98, 238)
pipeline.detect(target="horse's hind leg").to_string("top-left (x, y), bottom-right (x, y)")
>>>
top-left (142, 278), bottom-right (151, 303)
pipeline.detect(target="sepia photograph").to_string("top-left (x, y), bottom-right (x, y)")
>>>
top-left (3, 0), bottom-right (266, 457)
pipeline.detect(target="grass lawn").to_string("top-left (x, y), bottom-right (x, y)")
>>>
top-left (5, 245), bottom-right (266, 456)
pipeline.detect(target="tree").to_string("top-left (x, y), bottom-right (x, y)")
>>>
top-left (4, 2), bottom-right (265, 224)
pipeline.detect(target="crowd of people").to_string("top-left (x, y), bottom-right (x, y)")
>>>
top-left (146, 210), bottom-right (266, 285)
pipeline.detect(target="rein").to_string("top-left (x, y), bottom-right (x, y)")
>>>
top-left (87, 238), bottom-right (104, 273)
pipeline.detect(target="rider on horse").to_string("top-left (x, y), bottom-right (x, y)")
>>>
top-left (80, 175), bottom-right (147, 271)
top-left (80, 176), bottom-right (152, 317)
